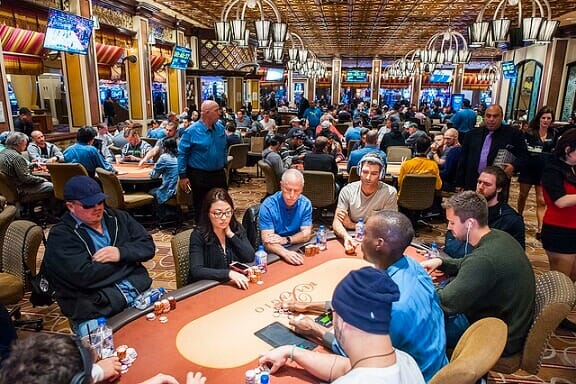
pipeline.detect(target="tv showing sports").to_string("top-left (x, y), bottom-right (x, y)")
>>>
top-left (265, 67), bottom-right (284, 81)
top-left (169, 45), bottom-right (192, 70)
top-left (429, 69), bottom-right (453, 83)
top-left (501, 60), bottom-right (517, 79)
top-left (345, 69), bottom-right (368, 83)
top-left (43, 8), bottom-right (94, 55)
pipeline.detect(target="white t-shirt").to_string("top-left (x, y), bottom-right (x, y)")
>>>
top-left (332, 350), bottom-right (425, 384)
top-left (337, 181), bottom-right (398, 222)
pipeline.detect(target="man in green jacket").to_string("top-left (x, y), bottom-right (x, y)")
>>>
top-left (421, 191), bottom-right (535, 356)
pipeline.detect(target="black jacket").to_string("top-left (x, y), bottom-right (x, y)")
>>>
top-left (456, 125), bottom-right (527, 191)
top-left (43, 208), bottom-right (154, 321)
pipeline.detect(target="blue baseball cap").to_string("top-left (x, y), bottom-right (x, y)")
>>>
top-left (64, 176), bottom-right (107, 206)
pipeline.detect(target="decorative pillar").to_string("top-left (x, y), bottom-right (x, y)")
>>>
top-left (128, 16), bottom-right (153, 121)
top-left (245, 79), bottom-right (260, 110)
top-left (371, 58), bottom-right (382, 106)
top-left (0, 43), bottom-right (11, 131)
top-left (287, 69), bottom-right (294, 105)
top-left (411, 70), bottom-right (423, 106)
top-left (307, 77), bottom-right (316, 102)
top-left (167, 30), bottom-right (186, 115)
top-left (452, 63), bottom-right (465, 94)
top-left (331, 58), bottom-right (342, 107)
top-left (227, 77), bottom-right (243, 111)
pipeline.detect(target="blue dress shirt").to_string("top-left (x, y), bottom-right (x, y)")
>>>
top-left (177, 120), bottom-right (227, 175)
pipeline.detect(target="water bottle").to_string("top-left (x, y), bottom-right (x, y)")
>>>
top-left (91, 317), bottom-right (114, 359)
top-left (255, 245), bottom-right (268, 273)
top-left (260, 371), bottom-right (270, 384)
top-left (429, 242), bottom-right (440, 259)
top-left (133, 287), bottom-right (166, 310)
top-left (318, 225), bottom-right (327, 251)
top-left (355, 218), bottom-right (365, 241)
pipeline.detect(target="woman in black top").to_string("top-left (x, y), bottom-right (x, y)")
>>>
top-left (188, 188), bottom-right (254, 288)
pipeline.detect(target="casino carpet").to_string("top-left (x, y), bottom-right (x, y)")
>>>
top-left (15, 168), bottom-right (576, 383)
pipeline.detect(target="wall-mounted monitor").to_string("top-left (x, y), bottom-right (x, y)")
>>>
top-left (429, 69), bottom-right (453, 83)
top-left (345, 69), bottom-right (368, 83)
top-left (501, 60), bottom-right (517, 79)
top-left (43, 8), bottom-right (94, 55)
top-left (169, 45), bottom-right (192, 70)
top-left (265, 67), bottom-right (285, 81)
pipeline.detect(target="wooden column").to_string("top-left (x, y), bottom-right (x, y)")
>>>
top-left (371, 58), bottom-right (382, 105)
top-left (331, 58), bottom-right (341, 106)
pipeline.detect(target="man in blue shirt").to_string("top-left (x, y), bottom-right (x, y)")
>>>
top-left (178, 100), bottom-right (227, 219)
top-left (303, 101), bottom-right (322, 131)
top-left (63, 126), bottom-right (115, 177)
top-left (259, 169), bottom-right (312, 265)
top-left (347, 130), bottom-right (387, 172)
top-left (283, 211), bottom-right (448, 382)
top-left (448, 98), bottom-right (477, 136)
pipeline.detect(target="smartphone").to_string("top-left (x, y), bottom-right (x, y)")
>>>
top-left (314, 310), bottom-right (333, 328)
top-left (229, 262), bottom-right (250, 274)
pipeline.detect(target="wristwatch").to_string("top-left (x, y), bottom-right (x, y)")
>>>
top-left (286, 236), bottom-right (292, 246)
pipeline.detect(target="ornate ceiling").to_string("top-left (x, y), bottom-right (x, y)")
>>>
top-left (155, 0), bottom-right (576, 65)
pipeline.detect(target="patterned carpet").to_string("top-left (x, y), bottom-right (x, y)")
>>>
top-left (14, 166), bottom-right (576, 383)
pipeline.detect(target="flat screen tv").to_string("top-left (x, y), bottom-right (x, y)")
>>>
top-left (43, 8), bottom-right (94, 55)
top-left (429, 69), bottom-right (453, 83)
top-left (169, 45), bottom-right (192, 70)
top-left (265, 67), bottom-right (284, 81)
top-left (501, 60), bottom-right (517, 79)
top-left (345, 69), bottom-right (367, 83)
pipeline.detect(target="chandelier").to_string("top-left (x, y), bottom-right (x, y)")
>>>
top-left (468, 0), bottom-right (559, 48)
top-left (214, 0), bottom-right (288, 51)
top-left (477, 62), bottom-right (501, 83)
top-left (420, 28), bottom-right (471, 68)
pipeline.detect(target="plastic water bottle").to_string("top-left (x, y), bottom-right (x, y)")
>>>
top-left (91, 317), bottom-right (114, 359)
top-left (318, 225), bottom-right (327, 251)
top-left (255, 245), bottom-right (268, 273)
top-left (133, 287), bottom-right (166, 310)
top-left (259, 371), bottom-right (270, 384)
top-left (355, 218), bottom-right (365, 241)
top-left (430, 242), bottom-right (440, 259)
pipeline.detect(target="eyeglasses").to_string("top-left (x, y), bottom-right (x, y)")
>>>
top-left (210, 210), bottom-right (234, 219)
top-left (73, 200), bottom-right (105, 209)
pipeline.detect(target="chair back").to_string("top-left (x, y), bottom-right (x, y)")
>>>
top-left (242, 204), bottom-right (261, 249)
top-left (398, 175), bottom-right (437, 211)
top-left (430, 317), bottom-right (508, 384)
top-left (302, 170), bottom-right (336, 208)
top-left (170, 228), bottom-right (193, 289)
top-left (2, 220), bottom-right (44, 290)
top-left (142, 137), bottom-right (158, 147)
top-left (348, 166), bottom-right (360, 183)
top-left (258, 160), bottom-right (280, 195)
top-left (386, 146), bottom-right (412, 162)
top-left (335, 124), bottom-right (348, 135)
top-left (250, 137), bottom-right (265, 153)
top-left (0, 204), bottom-right (18, 271)
top-left (95, 167), bottom-right (126, 210)
top-left (276, 125), bottom-right (290, 135)
top-left (0, 171), bottom-right (19, 204)
top-left (46, 163), bottom-right (89, 200)
top-left (227, 144), bottom-right (250, 170)
top-left (346, 140), bottom-right (358, 158)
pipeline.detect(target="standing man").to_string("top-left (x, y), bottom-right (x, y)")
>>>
top-left (27, 130), bottom-right (64, 163)
top-left (456, 104), bottom-right (527, 191)
top-left (259, 169), bottom-right (312, 265)
top-left (103, 96), bottom-right (116, 126)
top-left (333, 153), bottom-right (397, 249)
top-left (43, 176), bottom-right (155, 336)
top-left (448, 98), bottom-right (477, 137)
top-left (13, 107), bottom-right (34, 137)
top-left (178, 100), bottom-right (227, 219)
top-left (421, 191), bottom-right (535, 355)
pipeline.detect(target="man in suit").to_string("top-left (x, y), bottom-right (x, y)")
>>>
top-left (455, 104), bottom-right (527, 191)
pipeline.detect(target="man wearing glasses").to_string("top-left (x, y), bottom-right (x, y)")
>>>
top-left (43, 176), bottom-right (155, 337)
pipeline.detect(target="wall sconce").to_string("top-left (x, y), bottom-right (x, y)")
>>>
top-left (91, 15), bottom-right (100, 30)
top-left (148, 32), bottom-right (156, 45)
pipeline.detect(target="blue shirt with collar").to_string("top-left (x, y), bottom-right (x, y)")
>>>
top-left (347, 145), bottom-right (387, 172)
top-left (177, 120), bottom-right (227, 175)
top-left (63, 142), bottom-right (115, 176)
top-left (69, 213), bottom-right (111, 251)
top-left (259, 191), bottom-right (312, 237)
top-left (449, 108), bottom-right (477, 134)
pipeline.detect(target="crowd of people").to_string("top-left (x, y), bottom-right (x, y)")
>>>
top-left (1, 97), bottom-right (576, 383)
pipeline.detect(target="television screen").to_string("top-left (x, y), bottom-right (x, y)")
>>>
top-left (501, 61), bottom-right (517, 79)
top-left (429, 69), bottom-right (453, 83)
top-left (265, 67), bottom-right (284, 81)
top-left (43, 9), bottom-right (94, 55)
top-left (169, 45), bottom-right (192, 70)
top-left (345, 69), bottom-right (367, 83)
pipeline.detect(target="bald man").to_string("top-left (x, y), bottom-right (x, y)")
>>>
top-left (178, 100), bottom-right (228, 218)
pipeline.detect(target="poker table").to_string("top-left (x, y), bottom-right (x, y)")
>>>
top-left (111, 239), bottom-right (430, 383)
top-left (113, 163), bottom-right (156, 184)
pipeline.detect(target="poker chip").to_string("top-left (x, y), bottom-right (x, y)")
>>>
top-left (146, 313), bottom-right (156, 321)
top-left (159, 316), bottom-right (168, 323)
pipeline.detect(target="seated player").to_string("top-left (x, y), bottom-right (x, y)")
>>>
top-left (397, 135), bottom-right (442, 194)
top-left (333, 153), bottom-right (397, 250)
top-left (27, 130), bottom-right (65, 164)
top-left (280, 211), bottom-right (447, 382)
top-left (347, 130), bottom-right (386, 172)
top-left (188, 188), bottom-right (254, 289)
top-left (64, 126), bottom-right (115, 177)
top-left (139, 121), bottom-right (178, 166)
top-left (259, 169), bottom-right (312, 265)
top-left (121, 128), bottom-right (152, 163)
top-left (421, 191), bottom-right (535, 355)
top-left (259, 267), bottom-right (425, 383)
top-left (149, 138), bottom-right (179, 222)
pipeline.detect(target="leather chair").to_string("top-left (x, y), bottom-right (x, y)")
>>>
top-left (163, 178), bottom-right (194, 234)
top-left (0, 171), bottom-right (53, 223)
top-left (397, 174), bottom-right (437, 234)
top-left (302, 170), bottom-right (336, 209)
top-left (386, 146), bottom-right (412, 162)
top-left (346, 140), bottom-right (358, 158)
top-left (45, 163), bottom-right (89, 200)
top-left (0, 220), bottom-right (44, 331)
top-left (258, 160), bottom-right (280, 197)
top-left (430, 317), bottom-right (507, 384)
top-left (348, 166), bottom-right (360, 183)
top-left (492, 270), bottom-right (576, 375)
top-left (249, 137), bottom-right (265, 177)
top-left (227, 143), bottom-right (250, 186)
top-left (0, 203), bottom-right (17, 271)
top-left (170, 228), bottom-right (193, 289)
top-left (95, 168), bottom-right (155, 211)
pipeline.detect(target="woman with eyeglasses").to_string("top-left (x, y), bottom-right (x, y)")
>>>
top-left (188, 188), bottom-right (254, 289)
